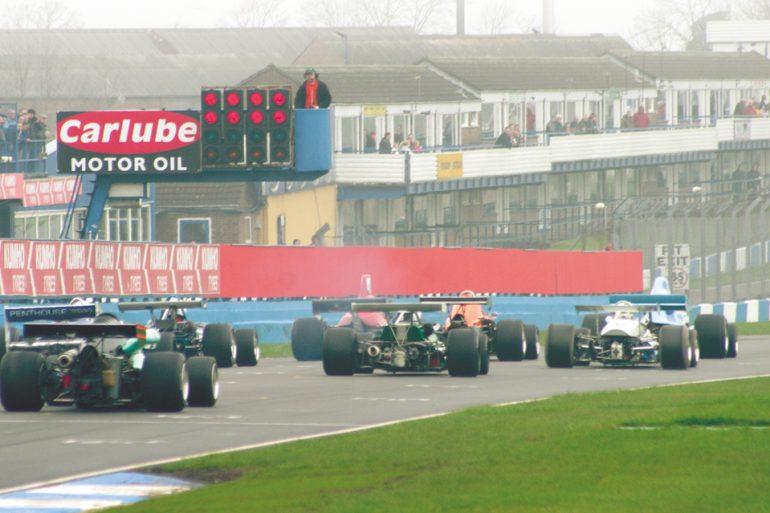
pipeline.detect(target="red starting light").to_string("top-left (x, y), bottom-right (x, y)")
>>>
top-left (249, 111), bottom-right (264, 125)
top-left (272, 91), bottom-right (287, 106)
top-left (203, 111), bottom-right (219, 125)
top-left (272, 111), bottom-right (286, 124)
top-left (226, 111), bottom-right (241, 124)
top-left (203, 91), bottom-right (219, 107)
top-left (225, 91), bottom-right (242, 107)
top-left (249, 91), bottom-right (264, 106)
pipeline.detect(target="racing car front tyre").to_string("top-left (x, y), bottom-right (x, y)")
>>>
top-left (524, 324), bottom-right (540, 360)
top-left (694, 314), bottom-right (728, 359)
top-left (447, 328), bottom-right (480, 377)
top-left (235, 328), bottom-right (260, 367)
top-left (142, 352), bottom-right (189, 412)
top-left (187, 356), bottom-right (218, 407)
top-left (156, 332), bottom-right (174, 352)
top-left (495, 319), bottom-right (526, 361)
top-left (323, 328), bottom-right (358, 376)
top-left (0, 351), bottom-right (45, 412)
top-left (478, 334), bottom-right (490, 375)
top-left (660, 325), bottom-right (689, 370)
top-left (727, 323), bottom-right (738, 358)
top-left (202, 323), bottom-right (236, 368)
top-left (689, 330), bottom-right (699, 368)
top-left (291, 318), bottom-right (325, 361)
top-left (545, 324), bottom-right (575, 368)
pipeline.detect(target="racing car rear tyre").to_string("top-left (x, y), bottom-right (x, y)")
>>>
top-left (545, 324), bottom-right (575, 368)
top-left (187, 356), bottom-right (218, 407)
top-left (235, 328), bottom-right (259, 367)
top-left (0, 351), bottom-right (45, 411)
top-left (202, 323), bottom-right (236, 368)
top-left (291, 318), bottom-right (325, 361)
top-left (323, 328), bottom-right (358, 376)
top-left (727, 323), bottom-right (738, 358)
top-left (447, 328), bottom-right (479, 377)
top-left (478, 334), bottom-right (490, 375)
top-left (660, 325), bottom-right (689, 370)
top-left (142, 352), bottom-right (189, 412)
top-left (156, 332), bottom-right (174, 352)
top-left (694, 314), bottom-right (728, 359)
top-left (581, 314), bottom-right (607, 337)
top-left (689, 330), bottom-right (699, 368)
top-left (524, 324), bottom-right (540, 360)
top-left (495, 319), bottom-right (526, 361)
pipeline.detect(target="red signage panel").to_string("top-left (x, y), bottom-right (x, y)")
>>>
top-left (90, 242), bottom-right (120, 295)
top-left (0, 240), bottom-right (32, 296)
top-left (61, 241), bottom-right (93, 295)
top-left (0, 173), bottom-right (24, 200)
top-left (145, 244), bottom-right (174, 296)
top-left (171, 245), bottom-right (200, 295)
top-left (118, 243), bottom-right (148, 295)
top-left (197, 245), bottom-right (221, 296)
top-left (29, 241), bottom-right (63, 296)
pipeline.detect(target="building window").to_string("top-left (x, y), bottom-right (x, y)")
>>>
top-left (178, 218), bottom-right (211, 243)
top-left (13, 211), bottom-right (79, 239)
top-left (100, 203), bottom-right (151, 241)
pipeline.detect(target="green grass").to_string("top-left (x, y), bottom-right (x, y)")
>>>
top-left (260, 343), bottom-right (292, 358)
top-left (734, 321), bottom-right (770, 335)
top-left (109, 377), bottom-right (770, 513)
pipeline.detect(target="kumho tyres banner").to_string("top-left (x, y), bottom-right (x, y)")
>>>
top-left (0, 241), bottom-right (220, 298)
top-left (56, 110), bottom-right (201, 174)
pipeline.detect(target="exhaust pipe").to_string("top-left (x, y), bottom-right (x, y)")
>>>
top-left (366, 344), bottom-right (381, 357)
top-left (57, 349), bottom-right (79, 368)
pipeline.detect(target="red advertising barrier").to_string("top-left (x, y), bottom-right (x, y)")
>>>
top-left (0, 175), bottom-right (80, 206)
top-left (0, 241), bottom-right (638, 298)
top-left (0, 173), bottom-right (24, 200)
top-left (218, 246), bottom-right (643, 298)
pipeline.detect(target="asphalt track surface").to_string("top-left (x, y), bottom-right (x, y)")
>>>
top-left (0, 337), bottom-right (768, 493)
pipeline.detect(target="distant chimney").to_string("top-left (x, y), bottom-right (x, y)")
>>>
top-left (457, 0), bottom-right (465, 35)
top-left (543, 0), bottom-right (555, 34)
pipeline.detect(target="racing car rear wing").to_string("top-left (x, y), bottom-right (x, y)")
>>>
top-left (352, 302), bottom-right (444, 313)
top-left (24, 322), bottom-right (145, 339)
top-left (4, 304), bottom-right (99, 324)
top-left (117, 300), bottom-right (206, 312)
top-left (576, 304), bottom-right (686, 312)
top-left (311, 297), bottom-right (389, 315)
top-left (418, 296), bottom-right (490, 305)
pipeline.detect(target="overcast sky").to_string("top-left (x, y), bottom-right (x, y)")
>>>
top-left (3, 0), bottom-right (646, 39)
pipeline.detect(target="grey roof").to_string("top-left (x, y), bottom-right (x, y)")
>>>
top-left (293, 33), bottom-right (632, 66)
top-left (608, 50), bottom-right (770, 80)
top-left (424, 56), bottom-right (655, 92)
top-left (243, 64), bottom-right (479, 104)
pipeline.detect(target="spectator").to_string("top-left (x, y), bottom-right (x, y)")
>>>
top-left (495, 125), bottom-right (514, 148)
top-left (364, 130), bottom-right (377, 153)
top-left (408, 133), bottom-right (422, 152)
top-left (743, 99), bottom-right (759, 116)
top-left (732, 163), bottom-right (747, 197)
top-left (586, 113), bottom-right (599, 133)
top-left (378, 132), bottom-right (392, 154)
top-left (748, 163), bottom-right (761, 195)
top-left (292, 238), bottom-right (301, 246)
top-left (621, 109), bottom-right (634, 131)
top-left (734, 99), bottom-right (746, 116)
top-left (526, 107), bottom-right (535, 134)
top-left (633, 106), bottom-right (650, 129)
top-left (546, 115), bottom-right (565, 134)
top-left (0, 114), bottom-right (6, 151)
top-left (294, 68), bottom-right (332, 109)
top-left (510, 124), bottom-right (522, 147)
top-left (759, 95), bottom-right (768, 111)
top-left (567, 116), bottom-right (580, 133)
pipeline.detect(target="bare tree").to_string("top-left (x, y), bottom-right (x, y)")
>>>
top-left (734, 0), bottom-right (770, 18)
top-left (2, 0), bottom-right (77, 29)
top-left (301, 0), bottom-right (354, 27)
top-left (628, 0), bottom-right (731, 51)
top-left (301, 0), bottom-right (450, 34)
top-left (229, 0), bottom-right (289, 28)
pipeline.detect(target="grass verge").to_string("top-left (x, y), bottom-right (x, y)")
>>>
top-left (110, 377), bottom-right (770, 513)
top-left (259, 343), bottom-right (292, 358)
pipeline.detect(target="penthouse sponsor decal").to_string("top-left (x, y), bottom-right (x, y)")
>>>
top-left (57, 110), bottom-right (201, 174)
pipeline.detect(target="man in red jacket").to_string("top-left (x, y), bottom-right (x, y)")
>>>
top-left (633, 105), bottom-right (650, 129)
top-left (294, 68), bottom-right (332, 109)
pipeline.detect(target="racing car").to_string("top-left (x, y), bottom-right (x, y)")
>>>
top-left (291, 297), bottom-right (389, 361)
top-left (323, 302), bottom-right (487, 377)
top-left (545, 279), bottom-right (698, 369)
top-left (419, 292), bottom-right (540, 362)
top-left (117, 300), bottom-right (259, 368)
top-left (0, 304), bottom-right (217, 411)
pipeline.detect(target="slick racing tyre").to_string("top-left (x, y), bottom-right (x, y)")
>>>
top-left (660, 325), bottom-right (689, 370)
top-left (235, 328), bottom-right (260, 367)
top-left (323, 328), bottom-right (358, 376)
top-left (478, 334), bottom-right (490, 375)
top-left (545, 324), bottom-right (575, 368)
top-left (187, 356), bottom-right (218, 407)
top-left (291, 317), bottom-right (325, 361)
top-left (0, 351), bottom-right (46, 412)
top-left (142, 352), bottom-right (189, 412)
top-left (447, 328), bottom-right (480, 377)
top-left (495, 319), bottom-right (526, 361)
top-left (694, 314), bottom-right (728, 359)
top-left (202, 323), bottom-right (236, 368)
top-left (156, 332), bottom-right (175, 352)
top-left (580, 313), bottom-right (607, 336)
top-left (524, 324), bottom-right (540, 360)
